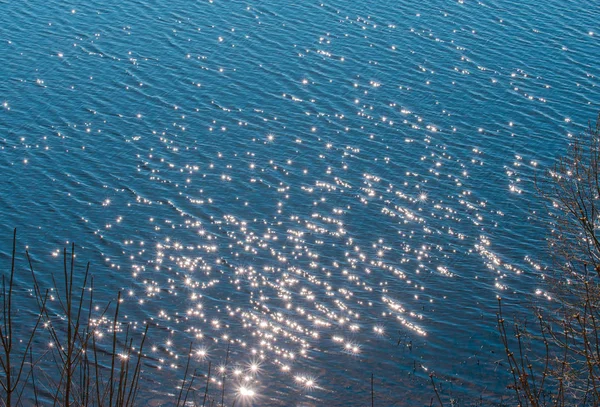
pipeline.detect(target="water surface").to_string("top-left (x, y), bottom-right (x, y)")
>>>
top-left (1, 0), bottom-right (599, 405)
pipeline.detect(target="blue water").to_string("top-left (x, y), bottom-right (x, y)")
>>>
top-left (1, 0), bottom-right (598, 405)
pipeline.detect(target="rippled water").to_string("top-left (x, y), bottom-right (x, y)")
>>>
top-left (1, 0), bottom-right (599, 405)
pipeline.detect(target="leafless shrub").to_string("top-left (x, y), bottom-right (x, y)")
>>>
top-left (499, 114), bottom-right (600, 407)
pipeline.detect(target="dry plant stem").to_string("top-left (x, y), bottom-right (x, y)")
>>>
top-left (1, 229), bottom-right (46, 407)
top-left (492, 116), bottom-right (600, 406)
top-left (497, 299), bottom-right (527, 406)
top-left (182, 377), bottom-right (193, 407)
top-left (125, 323), bottom-right (149, 407)
top-left (188, 363), bottom-right (200, 404)
top-left (176, 341), bottom-right (194, 407)
top-left (515, 324), bottom-right (537, 406)
top-left (82, 276), bottom-right (94, 407)
top-left (202, 360), bottom-right (212, 407)
top-left (371, 372), bottom-right (374, 407)
top-left (65, 246), bottom-right (73, 407)
top-left (15, 344), bottom-right (41, 406)
top-left (429, 373), bottom-right (444, 407)
top-left (2, 231), bottom-right (197, 407)
top-left (53, 244), bottom-right (94, 406)
top-left (220, 343), bottom-right (230, 407)
top-left (109, 291), bottom-right (122, 407)
top-left (182, 367), bottom-right (198, 407)
top-left (0, 229), bottom-right (16, 407)
top-left (535, 313), bottom-right (550, 402)
top-left (30, 348), bottom-right (39, 406)
top-left (586, 282), bottom-right (600, 362)
top-left (116, 328), bottom-right (132, 406)
top-left (93, 332), bottom-right (102, 406)
top-left (27, 238), bottom-right (138, 407)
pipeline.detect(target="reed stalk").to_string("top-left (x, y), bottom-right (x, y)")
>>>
top-left (0, 231), bottom-right (245, 407)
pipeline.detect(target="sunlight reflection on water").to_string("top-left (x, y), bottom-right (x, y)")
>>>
top-left (1, 0), bottom-right (599, 404)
